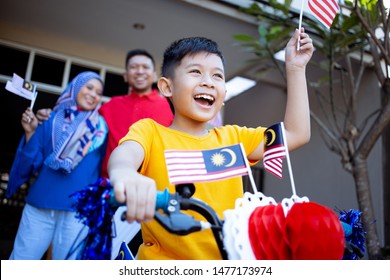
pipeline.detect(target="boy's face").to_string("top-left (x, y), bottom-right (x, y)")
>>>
top-left (167, 51), bottom-right (226, 123)
top-left (123, 55), bottom-right (157, 94)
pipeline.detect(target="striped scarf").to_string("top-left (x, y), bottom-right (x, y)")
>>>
top-left (44, 71), bottom-right (107, 174)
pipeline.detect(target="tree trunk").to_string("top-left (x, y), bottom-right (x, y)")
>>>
top-left (383, 120), bottom-right (390, 255)
top-left (353, 155), bottom-right (382, 259)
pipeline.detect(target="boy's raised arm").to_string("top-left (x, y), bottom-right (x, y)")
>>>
top-left (283, 28), bottom-right (313, 151)
top-left (248, 28), bottom-right (313, 162)
top-left (108, 140), bottom-right (157, 223)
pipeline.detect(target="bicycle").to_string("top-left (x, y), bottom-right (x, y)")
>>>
top-left (72, 178), bottom-right (365, 260)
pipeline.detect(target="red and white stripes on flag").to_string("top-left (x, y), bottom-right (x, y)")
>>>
top-left (308, 0), bottom-right (340, 29)
top-left (263, 146), bottom-right (286, 178)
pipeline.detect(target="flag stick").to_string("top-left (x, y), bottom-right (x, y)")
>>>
top-left (280, 122), bottom-right (297, 196)
top-left (239, 143), bottom-right (258, 194)
top-left (297, 0), bottom-right (305, 51)
top-left (30, 91), bottom-right (38, 110)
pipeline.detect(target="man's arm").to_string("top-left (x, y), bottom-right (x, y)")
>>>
top-left (36, 108), bottom-right (52, 125)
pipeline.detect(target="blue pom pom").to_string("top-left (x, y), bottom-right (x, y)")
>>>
top-left (70, 178), bottom-right (117, 259)
top-left (338, 209), bottom-right (366, 260)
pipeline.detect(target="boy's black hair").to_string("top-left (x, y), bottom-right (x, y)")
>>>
top-left (161, 37), bottom-right (225, 78)
top-left (125, 49), bottom-right (156, 69)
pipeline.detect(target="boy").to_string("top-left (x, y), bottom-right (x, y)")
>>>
top-left (108, 29), bottom-right (313, 259)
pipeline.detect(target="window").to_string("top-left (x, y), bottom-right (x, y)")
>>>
top-left (0, 45), bottom-right (29, 77)
top-left (69, 63), bottom-right (100, 81)
top-left (31, 55), bottom-right (65, 86)
top-left (0, 39), bottom-right (124, 97)
top-left (0, 40), bottom-right (125, 172)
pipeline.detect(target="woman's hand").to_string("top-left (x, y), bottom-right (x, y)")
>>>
top-left (21, 108), bottom-right (38, 142)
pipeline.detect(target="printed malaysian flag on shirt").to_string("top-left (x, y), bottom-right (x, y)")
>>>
top-left (165, 144), bottom-right (249, 185)
top-left (308, 0), bottom-right (340, 29)
top-left (263, 123), bottom-right (287, 179)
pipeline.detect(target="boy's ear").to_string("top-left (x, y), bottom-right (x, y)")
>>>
top-left (123, 72), bottom-right (128, 83)
top-left (158, 77), bottom-right (172, 97)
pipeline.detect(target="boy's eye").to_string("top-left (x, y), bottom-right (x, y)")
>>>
top-left (190, 69), bottom-right (201, 74)
top-left (214, 73), bottom-right (224, 79)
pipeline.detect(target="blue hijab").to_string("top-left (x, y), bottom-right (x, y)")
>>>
top-left (44, 71), bottom-right (107, 173)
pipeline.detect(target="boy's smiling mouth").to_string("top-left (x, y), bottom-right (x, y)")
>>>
top-left (194, 94), bottom-right (215, 106)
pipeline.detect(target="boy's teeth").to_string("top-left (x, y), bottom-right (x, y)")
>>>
top-left (195, 94), bottom-right (214, 101)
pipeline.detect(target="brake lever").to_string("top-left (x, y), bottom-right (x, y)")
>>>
top-left (154, 191), bottom-right (211, 235)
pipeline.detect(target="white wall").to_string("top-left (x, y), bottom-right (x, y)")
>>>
top-left (0, 23), bottom-right (124, 68)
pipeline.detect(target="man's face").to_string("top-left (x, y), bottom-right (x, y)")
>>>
top-left (124, 55), bottom-right (157, 94)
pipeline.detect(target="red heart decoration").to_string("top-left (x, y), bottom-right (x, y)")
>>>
top-left (248, 203), bottom-right (290, 259)
top-left (285, 202), bottom-right (345, 259)
top-left (248, 201), bottom-right (345, 260)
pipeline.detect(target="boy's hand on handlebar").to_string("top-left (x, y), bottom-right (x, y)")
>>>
top-left (108, 140), bottom-right (156, 223)
top-left (113, 172), bottom-right (157, 223)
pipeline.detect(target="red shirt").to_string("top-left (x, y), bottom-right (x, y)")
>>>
top-left (99, 89), bottom-right (173, 178)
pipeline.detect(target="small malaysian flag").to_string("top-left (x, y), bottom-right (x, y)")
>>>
top-left (308, 0), bottom-right (340, 29)
top-left (115, 241), bottom-right (134, 260)
top-left (5, 73), bottom-right (37, 100)
top-left (263, 123), bottom-right (287, 179)
top-left (165, 144), bottom-right (249, 185)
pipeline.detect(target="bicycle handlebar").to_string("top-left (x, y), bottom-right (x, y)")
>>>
top-left (108, 188), bottom-right (170, 211)
top-left (109, 183), bottom-right (228, 259)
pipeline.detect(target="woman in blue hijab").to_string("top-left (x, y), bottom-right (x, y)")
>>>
top-left (6, 71), bottom-right (108, 259)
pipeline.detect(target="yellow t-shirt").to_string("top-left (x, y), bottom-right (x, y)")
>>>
top-left (119, 118), bottom-right (265, 259)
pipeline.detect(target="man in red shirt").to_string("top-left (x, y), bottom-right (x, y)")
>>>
top-left (99, 49), bottom-right (173, 178)
top-left (99, 49), bottom-right (173, 259)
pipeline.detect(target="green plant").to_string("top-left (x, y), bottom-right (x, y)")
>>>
top-left (234, 0), bottom-right (389, 259)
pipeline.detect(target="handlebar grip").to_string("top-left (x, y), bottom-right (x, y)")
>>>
top-left (108, 188), bottom-right (170, 211)
top-left (155, 188), bottom-right (169, 210)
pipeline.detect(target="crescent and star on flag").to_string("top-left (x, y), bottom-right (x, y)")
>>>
top-left (265, 128), bottom-right (277, 146)
top-left (210, 148), bottom-right (237, 167)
